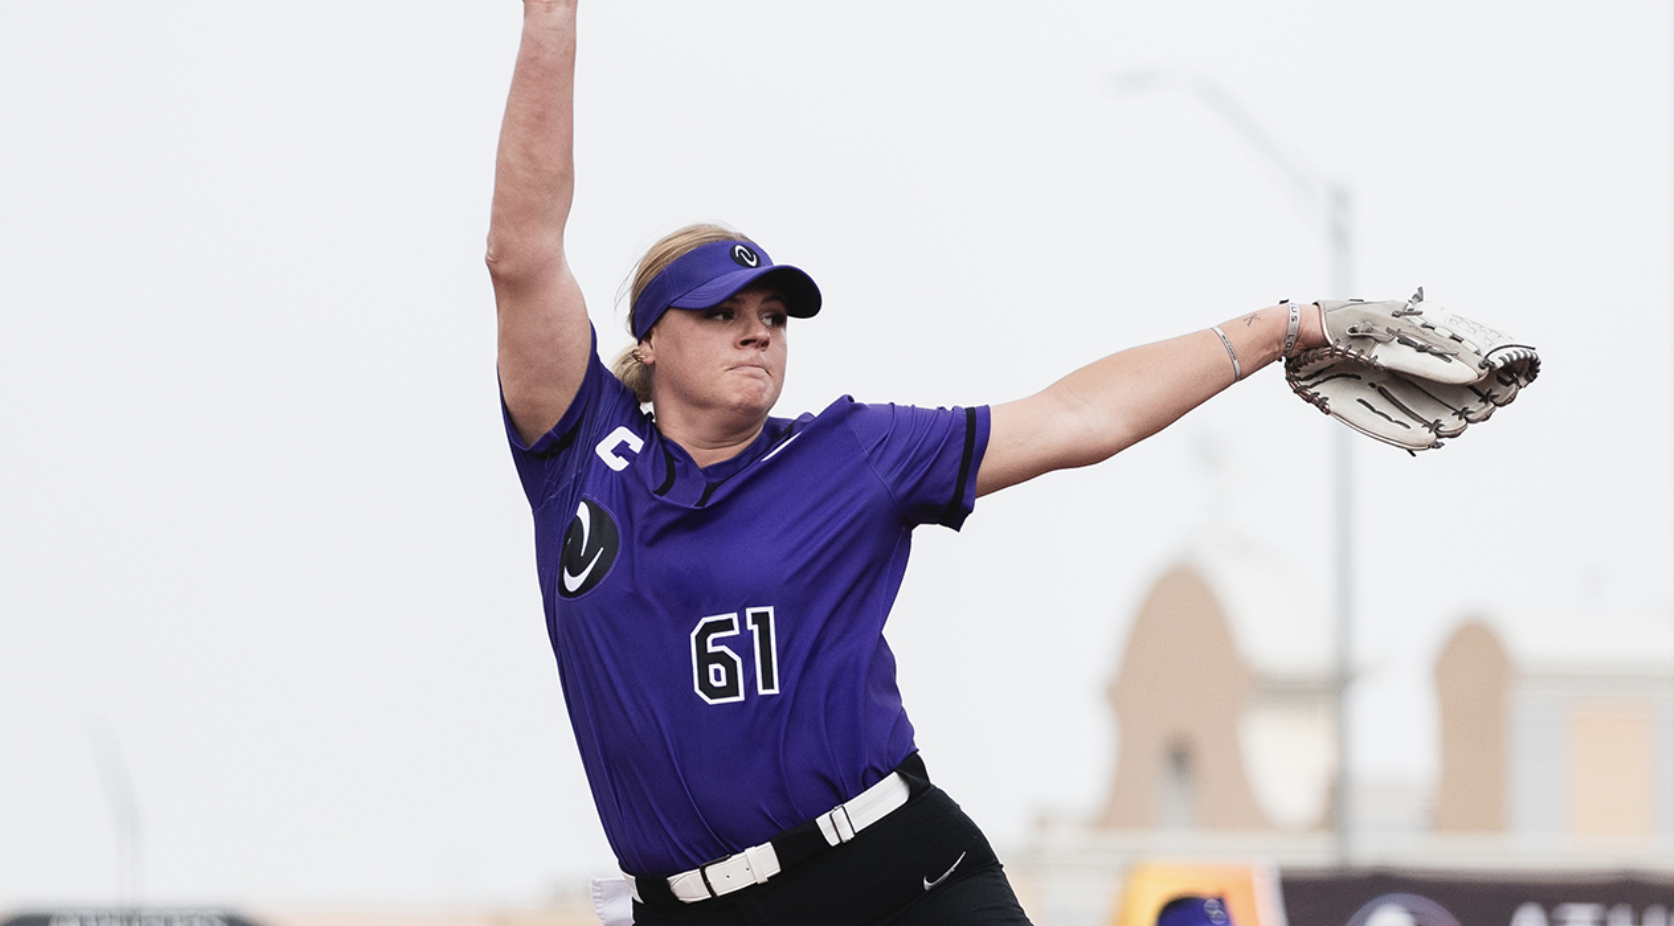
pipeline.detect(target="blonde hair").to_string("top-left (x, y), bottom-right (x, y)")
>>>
top-left (609, 223), bottom-right (755, 404)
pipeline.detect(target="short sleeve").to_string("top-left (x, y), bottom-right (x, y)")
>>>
top-left (841, 401), bottom-right (990, 528)
top-left (503, 327), bottom-right (642, 515)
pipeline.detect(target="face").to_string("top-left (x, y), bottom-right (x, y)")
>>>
top-left (639, 284), bottom-right (790, 425)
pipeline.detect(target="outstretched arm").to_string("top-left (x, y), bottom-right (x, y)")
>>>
top-left (487, 0), bottom-right (591, 445)
top-left (976, 302), bottom-right (1326, 496)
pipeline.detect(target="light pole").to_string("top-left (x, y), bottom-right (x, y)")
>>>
top-left (88, 720), bottom-right (143, 908)
top-left (1112, 67), bottom-right (1358, 865)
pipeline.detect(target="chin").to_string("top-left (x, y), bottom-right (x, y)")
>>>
top-left (728, 387), bottom-right (781, 418)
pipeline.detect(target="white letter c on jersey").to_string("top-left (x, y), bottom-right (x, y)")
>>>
top-left (594, 426), bottom-right (644, 472)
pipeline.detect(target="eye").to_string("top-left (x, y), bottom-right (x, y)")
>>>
top-left (704, 307), bottom-right (736, 322)
top-left (763, 311), bottom-right (788, 329)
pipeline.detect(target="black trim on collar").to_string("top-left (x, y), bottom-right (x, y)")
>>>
top-left (654, 441), bottom-right (678, 497)
top-left (695, 482), bottom-right (719, 509)
top-left (551, 421), bottom-right (581, 455)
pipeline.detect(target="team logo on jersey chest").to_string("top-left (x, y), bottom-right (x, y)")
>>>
top-left (559, 498), bottom-right (620, 598)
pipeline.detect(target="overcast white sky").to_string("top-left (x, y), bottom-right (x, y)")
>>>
top-left (4, 0), bottom-right (1672, 911)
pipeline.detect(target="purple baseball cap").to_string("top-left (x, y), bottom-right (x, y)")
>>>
top-left (631, 240), bottom-right (821, 340)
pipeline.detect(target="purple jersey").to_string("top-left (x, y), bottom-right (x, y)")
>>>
top-left (505, 331), bottom-right (989, 876)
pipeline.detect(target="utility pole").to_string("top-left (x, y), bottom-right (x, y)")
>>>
top-left (1113, 68), bottom-right (1357, 864)
top-left (88, 721), bottom-right (143, 909)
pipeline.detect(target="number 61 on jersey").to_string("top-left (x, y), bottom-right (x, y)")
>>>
top-left (691, 607), bottom-right (779, 704)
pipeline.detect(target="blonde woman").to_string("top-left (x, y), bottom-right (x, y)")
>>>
top-left (487, 3), bottom-right (1325, 924)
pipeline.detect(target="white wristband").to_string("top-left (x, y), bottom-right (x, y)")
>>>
top-left (1210, 325), bottom-right (1241, 383)
top-left (1283, 300), bottom-right (1302, 358)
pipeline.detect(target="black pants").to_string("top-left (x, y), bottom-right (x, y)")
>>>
top-left (631, 779), bottom-right (1033, 926)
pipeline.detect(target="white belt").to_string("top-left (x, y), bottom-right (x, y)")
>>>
top-left (637, 769), bottom-right (913, 904)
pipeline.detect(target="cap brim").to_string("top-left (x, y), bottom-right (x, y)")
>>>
top-left (669, 265), bottom-right (822, 318)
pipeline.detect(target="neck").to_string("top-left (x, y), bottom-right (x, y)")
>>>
top-left (654, 408), bottom-right (768, 468)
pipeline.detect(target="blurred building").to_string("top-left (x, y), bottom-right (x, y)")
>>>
top-left (1096, 536), bottom-right (1336, 835)
top-left (1434, 614), bottom-right (1674, 843)
top-left (1007, 535), bottom-right (1674, 926)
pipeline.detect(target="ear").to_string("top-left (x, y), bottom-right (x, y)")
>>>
top-left (636, 337), bottom-right (655, 366)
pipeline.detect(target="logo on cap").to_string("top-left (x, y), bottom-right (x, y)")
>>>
top-left (730, 244), bottom-right (760, 268)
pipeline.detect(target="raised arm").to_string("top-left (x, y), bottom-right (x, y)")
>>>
top-left (487, 0), bottom-right (592, 445)
top-left (976, 302), bottom-right (1326, 495)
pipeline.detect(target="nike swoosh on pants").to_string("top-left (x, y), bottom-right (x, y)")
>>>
top-left (922, 851), bottom-right (967, 891)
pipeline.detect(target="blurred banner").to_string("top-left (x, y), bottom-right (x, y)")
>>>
top-left (1, 912), bottom-right (264, 926)
top-left (1279, 870), bottom-right (1674, 926)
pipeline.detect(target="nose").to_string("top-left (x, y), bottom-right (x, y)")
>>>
top-left (738, 314), bottom-right (773, 349)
